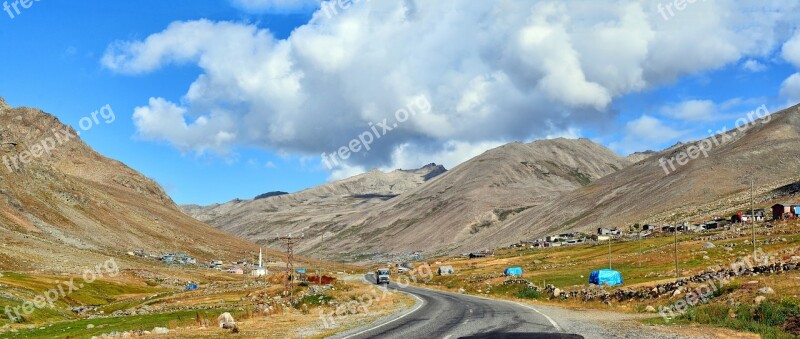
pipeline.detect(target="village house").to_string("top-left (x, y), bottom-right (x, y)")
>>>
top-left (772, 203), bottom-right (795, 220)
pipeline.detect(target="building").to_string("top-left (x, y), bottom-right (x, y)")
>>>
top-left (251, 248), bottom-right (268, 277)
top-left (772, 204), bottom-right (794, 220)
top-left (438, 266), bottom-right (454, 275)
top-left (225, 267), bottom-right (244, 275)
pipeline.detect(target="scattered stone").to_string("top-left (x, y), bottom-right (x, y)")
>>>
top-left (755, 296), bottom-right (767, 306)
top-left (673, 289), bottom-right (682, 297)
top-left (458, 288), bottom-right (465, 293)
top-left (758, 287), bottom-right (775, 295)
top-left (704, 242), bottom-right (716, 249)
top-left (703, 256), bottom-right (710, 260)
top-left (152, 327), bottom-right (169, 335)
top-left (86, 324), bottom-right (95, 329)
top-left (217, 312), bottom-right (235, 328)
top-left (644, 305), bottom-right (657, 313)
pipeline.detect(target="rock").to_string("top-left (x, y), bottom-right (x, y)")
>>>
top-left (533, 260), bottom-right (542, 264)
top-left (755, 296), bottom-right (767, 306)
top-left (217, 312), bottom-right (235, 328)
top-left (704, 242), bottom-right (716, 249)
top-left (758, 287), bottom-right (775, 295)
top-left (152, 327), bottom-right (169, 334)
top-left (673, 289), bottom-right (682, 297)
top-left (458, 288), bottom-right (465, 293)
top-left (87, 324), bottom-right (95, 329)
top-left (644, 305), bottom-right (657, 313)
top-left (703, 256), bottom-right (710, 260)
top-left (723, 247), bottom-right (733, 252)
top-left (221, 322), bottom-right (237, 329)
top-left (552, 288), bottom-right (561, 298)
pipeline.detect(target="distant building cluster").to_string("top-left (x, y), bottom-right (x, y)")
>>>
top-left (126, 248), bottom-right (271, 277)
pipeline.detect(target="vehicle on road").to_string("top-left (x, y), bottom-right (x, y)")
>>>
top-left (375, 269), bottom-right (390, 284)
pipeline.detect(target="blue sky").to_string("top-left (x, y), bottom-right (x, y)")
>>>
top-left (1, 1), bottom-right (799, 205)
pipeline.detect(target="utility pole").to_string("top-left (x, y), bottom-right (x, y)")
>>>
top-left (608, 236), bottom-right (612, 269)
top-left (275, 233), bottom-right (303, 302)
top-left (674, 212), bottom-right (679, 281)
top-left (751, 178), bottom-right (756, 260)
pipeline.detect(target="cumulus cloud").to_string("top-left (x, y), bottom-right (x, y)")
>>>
top-left (611, 115), bottom-right (686, 155)
top-left (230, 0), bottom-right (321, 13)
top-left (103, 0), bottom-right (800, 175)
top-left (741, 59), bottom-right (767, 72)
top-left (660, 100), bottom-right (717, 121)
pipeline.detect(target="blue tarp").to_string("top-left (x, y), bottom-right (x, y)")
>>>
top-left (185, 284), bottom-right (198, 291)
top-left (589, 269), bottom-right (623, 286)
top-left (504, 267), bottom-right (523, 276)
top-left (296, 269), bottom-right (306, 274)
top-left (794, 206), bottom-right (800, 215)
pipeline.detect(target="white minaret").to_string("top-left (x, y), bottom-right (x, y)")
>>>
top-left (258, 248), bottom-right (263, 268)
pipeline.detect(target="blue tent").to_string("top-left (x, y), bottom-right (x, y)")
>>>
top-left (589, 269), bottom-right (623, 286)
top-left (185, 284), bottom-right (198, 291)
top-left (504, 267), bottom-right (523, 276)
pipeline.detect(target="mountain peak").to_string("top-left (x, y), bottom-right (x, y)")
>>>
top-left (0, 97), bottom-right (8, 109)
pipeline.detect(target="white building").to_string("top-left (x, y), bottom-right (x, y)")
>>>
top-left (251, 248), bottom-right (268, 277)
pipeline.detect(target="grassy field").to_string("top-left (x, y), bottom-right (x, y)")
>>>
top-left (411, 221), bottom-right (800, 337)
top-left (0, 263), bottom-right (414, 338)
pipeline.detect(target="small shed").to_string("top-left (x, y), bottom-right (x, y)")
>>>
top-left (773, 204), bottom-right (793, 220)
top-left (589, 269), bottom-right (623, 286)
top-left (504, 267), bottom-right (523, 276)
top-left (438, 266), bottom-right (454, 276)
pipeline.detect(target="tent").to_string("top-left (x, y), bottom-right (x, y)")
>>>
top-left (504, 267), bottom-right (523, 276)
top-left (589, 269), bottom-right (623, 286)
top-left (185, 284), bottom-right (198, 291)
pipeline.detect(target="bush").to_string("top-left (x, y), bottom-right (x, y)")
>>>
top-left (517, 289), bottom-right (541, 300)
top-left (294, 294), bottom-right (332, 308)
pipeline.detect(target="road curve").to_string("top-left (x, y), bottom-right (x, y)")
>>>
top-left (330, 275), bottom-right (583, 339)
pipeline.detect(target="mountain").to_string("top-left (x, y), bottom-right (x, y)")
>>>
top-left (180, 163), bottom-right (447, 249)
top-left (626, 150), bottom-right (656, 163)
top-left (314, 138), bottom-right (632, 258)
top-left (494, 103), bottom-right (800, 243)
top-left (0, 98), bottom-right (259, 272)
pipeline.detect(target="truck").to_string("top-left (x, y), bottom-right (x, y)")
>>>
top-left (375, 269), bottom-right (390, 285)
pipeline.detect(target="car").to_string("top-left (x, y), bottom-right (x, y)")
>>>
top-left (375, 269), bottom-right (390, 285)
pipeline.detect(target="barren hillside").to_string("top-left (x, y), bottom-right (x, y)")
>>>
top-left (181, 163), bottom-right (447, 249)
top-left (0, 98), bottom-right (261, 272)
top-left (492, 104), bottom-right (800, 243)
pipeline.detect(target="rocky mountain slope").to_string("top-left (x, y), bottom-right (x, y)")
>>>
top-left (319, 138), bottom-right (632, 258)
top-left (0, 97), bottom-right (259, 272)
top-left (181, 163), bottom-right (447, 248)
top-left (493, 104), bottom-right (800, 243)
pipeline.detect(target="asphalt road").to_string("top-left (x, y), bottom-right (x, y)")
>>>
top-left (331, 275), bottom-right (583, 339)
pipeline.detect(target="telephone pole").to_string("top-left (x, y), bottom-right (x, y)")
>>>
top-left (674, 212), bottom-right (679, 281)
top-left (275, 234), bottom-right (303, 302)
top-left (750, 178), bottom-right (756, 260)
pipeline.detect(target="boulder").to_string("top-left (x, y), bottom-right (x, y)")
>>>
top-left (644, 305), bottom-right (657, 313)
top-left (754, 296), bottom-right (767, 306)
top-left (758, 287), bottom-right (775, 295)
top-left (217, 312), bottom-right (235, 328)
top-left (703, 242), bottom-right (716, 249)
top-left (152, 327), bottom-right (169, 335)
top-left (86, 324), bottom-right (95, 329)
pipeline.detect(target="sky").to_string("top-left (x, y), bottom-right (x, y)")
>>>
top-left (1, 0), bottom-right (799, 205)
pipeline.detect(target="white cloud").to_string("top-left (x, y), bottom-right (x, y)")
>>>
top-left (230, 0), bottom-right (321, 13)
top-left (781, 73), bottom-right (800, 101)
top-left (611, 115), bottom-right (685, 155)
top-left (103, 1), bottom-right (800, 174)
top-left (660, 100), bottom-right (717, 121)
top-left (742, 59), bottom-right (767, 72)
top-left (783, 31), bottom-right (800, 68)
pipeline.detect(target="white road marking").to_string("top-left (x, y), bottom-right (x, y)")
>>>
top-left (341, 292), bottom-right (425, 339)
top-left (443, 335), bottom-right (453, 339)
top-left (513, 302), bottom-right (563, 332)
